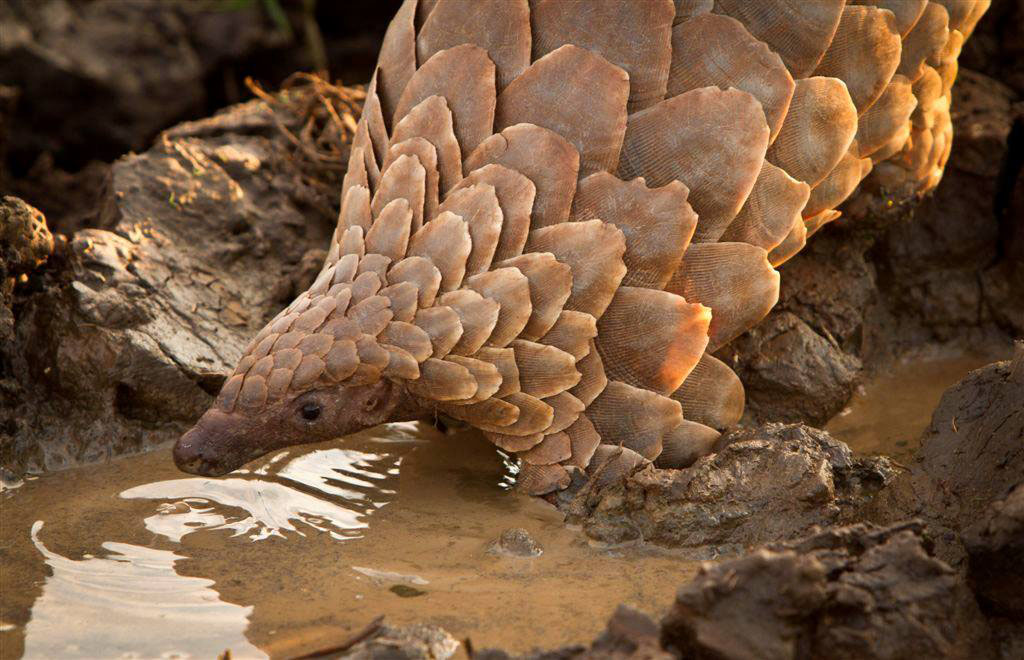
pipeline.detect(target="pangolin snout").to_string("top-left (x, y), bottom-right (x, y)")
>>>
top-left (174, 410), bottom-right (248, 477)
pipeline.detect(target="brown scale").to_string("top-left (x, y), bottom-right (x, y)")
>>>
top-left (174, 0), bottom-right (988, 495)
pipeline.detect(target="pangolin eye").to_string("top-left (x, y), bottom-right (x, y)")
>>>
top-left (300, 403), bottom-right (321, 421)
top-left (363, 397), bottom-right (379, 412)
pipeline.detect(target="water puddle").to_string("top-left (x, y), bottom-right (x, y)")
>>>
top-left (25, 521), bottom-right (264, 659)
top-left (4, 348), bottom-right (1007, 658)
top-left (826, 348), bottom-right (1008, 461)
top-left (0, 423), bottom-right (695, 659)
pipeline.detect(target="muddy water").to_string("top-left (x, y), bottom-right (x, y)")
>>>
top-left (826, 349), bottom-right (1007, 461)
top-left (2, 349), bottom-right (1008, 659)
top-left (0, 423), bottom-right (696, 659)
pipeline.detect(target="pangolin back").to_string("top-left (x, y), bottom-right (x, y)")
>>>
top-left (204, 0), bottom-right (987, 494)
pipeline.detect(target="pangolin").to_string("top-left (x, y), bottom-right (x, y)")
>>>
top-left (173, 0), bottom-right (988, 494)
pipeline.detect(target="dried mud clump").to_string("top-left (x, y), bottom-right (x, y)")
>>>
top-left (964, 483), bottom-right (1024, 618)
top-left (561, 423), bottom-right (894, 553)
top-left (661, 522), bottom-right (994, 660)
top-left (869, 346), bottom-right (1024, 565)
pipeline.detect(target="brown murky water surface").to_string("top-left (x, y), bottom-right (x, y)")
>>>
top-left (825, 348), bottom-right (1009, 462)
top-left (0, 423), bottom-right (697, 659)
top-left (1, 348), bottom-right (1008, 659)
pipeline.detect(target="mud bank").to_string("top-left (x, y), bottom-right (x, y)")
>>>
top-left (558, 423), bottom-right (895, 554)
top-left (353, 350), bottom-right (1021, 659)
top-left (357, 523), bottom-right (1005, 660)
top-left (1, 86), bottom-right (357, 472)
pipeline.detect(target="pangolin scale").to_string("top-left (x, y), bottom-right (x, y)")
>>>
top-left (173, 0), bottom-right (989, 494)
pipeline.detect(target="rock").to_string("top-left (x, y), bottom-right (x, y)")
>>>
top-left (1, 195), bottom-right (56, 383)
top-left (0, 0), bottom-right (284, 169)
top-left (344, 623), bottom-right (459, 660)
top-left (1, 196), bottom-right (53, 276)
top-left (488, 528), bottom-right (543, 558)
top-left (473, 605), bottom-right (669, 660)
top-left (719, 312), bottom-right (862, 425)
top-left (661, 521), bottom-right (994, 660)
top-left (869, 347), bottom-right (1024, 566)
top-left (565, 424), bottom-right (894, 554)
top-left (0, 91), bottom-right (351, 474)
top-left (964, 482), bottom-right (1024, 618)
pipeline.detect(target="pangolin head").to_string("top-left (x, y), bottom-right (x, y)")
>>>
top-left (173, 378), bottom-right (409, 477)
top-left (174, 247), bottom-right (428, 476)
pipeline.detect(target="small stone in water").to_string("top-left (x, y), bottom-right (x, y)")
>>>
top-left (390, 584), bottom-right (426, 598)
top-left (488, 528), bottom-right (543, 557)
top-left (0, 467), bottom-right (24, 492)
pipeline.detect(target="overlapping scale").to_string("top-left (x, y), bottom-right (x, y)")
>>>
top-left (211, 0), bottom-right (984, 498)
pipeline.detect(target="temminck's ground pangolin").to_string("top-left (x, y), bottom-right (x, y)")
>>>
top-left (173, 0), bottom-right (989, 494)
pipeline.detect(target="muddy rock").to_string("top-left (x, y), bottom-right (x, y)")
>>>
top-left (719, 312), bottom-right (862, 425)
top-left (474, 605), bottom-right (669, 660)
top-left (965, 483), bottom-right (1024, 618)
top-left (717, 226), bottom-right (877, 427)
top-left (343, 623), bottom-right (459, 660)
top-left (0, 97), bottom-right (345, 474)
top-left (565, 424), bottom-right (894, 554)
top-left (916, 348), bottom-right (1024, 523)
top-left (661, 521), bottom-right (994, 660)
top-left (870, 347), bottom-right (1024, 566)
top-left (488, 528), bottom-right (543, 558)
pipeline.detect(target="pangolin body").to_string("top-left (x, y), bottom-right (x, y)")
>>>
top-left (174, 0), bottom-right (989, 494)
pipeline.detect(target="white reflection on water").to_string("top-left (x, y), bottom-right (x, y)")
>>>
top-left (24, 521), bottom-right (266, 660)
top-left (120, 447), bottom-right (402, 543)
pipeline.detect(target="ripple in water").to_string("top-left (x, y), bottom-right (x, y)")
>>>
top-left (24, 521), bottom-right (266, 659)
top-left (120, 447), bottom-right (402, 543)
